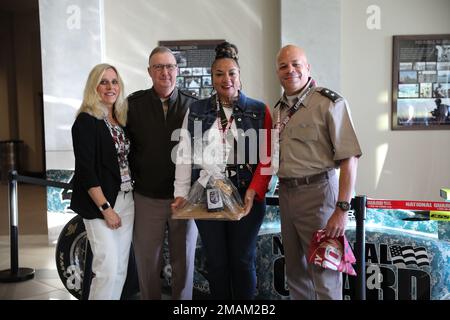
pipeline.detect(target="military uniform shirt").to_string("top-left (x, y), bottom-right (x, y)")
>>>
top-left (274, 78), bottom-right (362, 178)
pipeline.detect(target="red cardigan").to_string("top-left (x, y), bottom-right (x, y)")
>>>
top-left (248, 105), bottom-right (273, 201)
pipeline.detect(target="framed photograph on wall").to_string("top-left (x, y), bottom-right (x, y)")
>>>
top-left (159, 39), bottom-right (224, 99)
top-left (392, 34), bottom-right (450, 130)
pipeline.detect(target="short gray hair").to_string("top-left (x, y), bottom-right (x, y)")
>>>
top-left (149, 46), bottom-right (175, 62)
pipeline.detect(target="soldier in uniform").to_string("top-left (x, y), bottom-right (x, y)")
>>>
top-left (126, 47), bottom-right (198, 300)
top-left (273, 45), bottom-right (362, 300)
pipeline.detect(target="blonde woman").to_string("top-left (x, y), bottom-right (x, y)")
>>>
top-left (70, 63), bottom-right (134, 299)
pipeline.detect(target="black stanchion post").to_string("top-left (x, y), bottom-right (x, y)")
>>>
top-left (353, 195), bottom-right (366, 300)
top-left (9, 170), bottom-right (18, 274)
top-left (0, 170), bottom-right (35, 282)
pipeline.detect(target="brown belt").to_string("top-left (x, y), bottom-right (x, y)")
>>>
top-left (279, 170), bottom-right (335, 188)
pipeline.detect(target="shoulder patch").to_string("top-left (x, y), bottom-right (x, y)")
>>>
top-left (127, 90), bottom-right (146, 100)
top-left (319, 88), bottom-right (342, 103)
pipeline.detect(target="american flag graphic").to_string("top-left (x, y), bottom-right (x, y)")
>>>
top-left (389, 245), bottom-right (430, 268)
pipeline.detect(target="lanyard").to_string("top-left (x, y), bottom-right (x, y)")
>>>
top-left (215, 95), bottom-right (234, 163)
top-left (275, 81), bottom-right (314, 134)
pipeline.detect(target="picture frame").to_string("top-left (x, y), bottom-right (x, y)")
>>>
top-left (392, 34), bottom-right (450, 130)
top-left (159, 39), bottom-right (224, 99)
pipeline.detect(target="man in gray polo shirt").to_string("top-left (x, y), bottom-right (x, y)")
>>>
top-left (273, 44), bottom-right (362, 300)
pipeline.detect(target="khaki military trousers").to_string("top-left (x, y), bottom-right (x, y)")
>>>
top-left (278, 171), bottom-right (342, 300)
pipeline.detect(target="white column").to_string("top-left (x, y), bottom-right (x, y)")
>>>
top-left (39, 0), bottom-right (104, 170)
top-left (281, 0), bottom-right (341, 91)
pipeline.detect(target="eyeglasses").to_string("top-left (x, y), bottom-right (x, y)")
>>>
top-left (151, 64), bottom-right (178, 71)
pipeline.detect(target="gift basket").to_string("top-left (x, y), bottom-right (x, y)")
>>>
top-left (172, 165), bottom-right (246, 221)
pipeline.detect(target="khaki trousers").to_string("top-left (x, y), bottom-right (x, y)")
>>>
top-left (133, 192), bottom-right (198, 300)
top-left (278, 171), bottom-right (342, 300)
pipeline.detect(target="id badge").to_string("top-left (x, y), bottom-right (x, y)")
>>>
top-left (206, 188), bottom-right (224, 212)
top-left (120, 167), bottom-right (133, 191)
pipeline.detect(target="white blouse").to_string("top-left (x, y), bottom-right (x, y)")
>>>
top-left (173, 107), bottom-right (237, 198)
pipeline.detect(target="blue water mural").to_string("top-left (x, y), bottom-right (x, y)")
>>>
top-left (46, 170), bottom-right (73, 212)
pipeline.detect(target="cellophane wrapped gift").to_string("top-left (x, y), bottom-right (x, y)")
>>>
top-left (307, 229), bottom-right (356, 276)
top-left (172, 175), bottom-right (246, 221)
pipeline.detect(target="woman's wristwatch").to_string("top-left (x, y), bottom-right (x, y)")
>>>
top-left (99, 201), bottom-right (111, 212)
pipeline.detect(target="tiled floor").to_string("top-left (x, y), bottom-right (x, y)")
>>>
top-left (0, 235), bottom-right (76, 300)
top-left (0, 181), bottom-right (74, 300)
top-left (0, 182), bottom-right (163, 301)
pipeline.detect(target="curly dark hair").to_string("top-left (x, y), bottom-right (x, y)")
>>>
top-left (213, 41), bottom-right (240, 68)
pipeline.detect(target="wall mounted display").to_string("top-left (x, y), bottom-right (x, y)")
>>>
top-left (392, 34), bottom-right (450, 130)
top-left (159, 40), bottom-right (225, 100)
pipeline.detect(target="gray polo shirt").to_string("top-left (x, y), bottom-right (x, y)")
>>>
top-left (274, 79), bottom-right (362, 178)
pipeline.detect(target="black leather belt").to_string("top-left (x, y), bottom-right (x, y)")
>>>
top-left (279, 170), bottom-right (335, 188)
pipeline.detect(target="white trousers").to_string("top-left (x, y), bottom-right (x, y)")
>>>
top-left (83, 191), bottom-right (135, 300)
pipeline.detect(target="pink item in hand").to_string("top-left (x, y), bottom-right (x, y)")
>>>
top-left (307, 229), bottom-right (357, 276)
